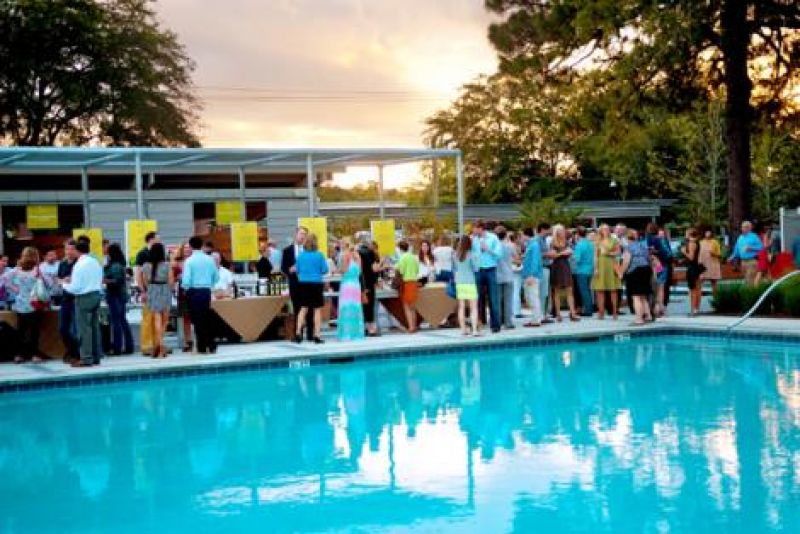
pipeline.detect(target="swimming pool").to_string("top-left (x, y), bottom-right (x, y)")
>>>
top-left (1, 334), bottom-right (798, 532)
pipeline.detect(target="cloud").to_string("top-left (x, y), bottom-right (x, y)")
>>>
top-left (155, 0), bottom-right (496, 185)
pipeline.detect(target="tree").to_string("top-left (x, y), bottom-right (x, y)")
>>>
top-left (519, 197), bottom-right (585, 229)
top-left (424, 73), bottom-right (579, 203)
top-left (671, 99), bottom-right (728, 227)
top-left (751, 120), bottom-right (800, 221)
top-left (0, 0), bottom-right (199, 146)
top-left (484, 0), bottom-right (800, 233)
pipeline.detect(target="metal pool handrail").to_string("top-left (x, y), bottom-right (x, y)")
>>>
top-left (726, 269), bottom-right (800, 333)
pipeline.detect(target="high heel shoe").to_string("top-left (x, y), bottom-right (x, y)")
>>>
top-left (293, 334), bottom-right (302, 344)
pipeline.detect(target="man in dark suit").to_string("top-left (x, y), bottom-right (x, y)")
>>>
top-left (281, 227), bottom-right (313, 339)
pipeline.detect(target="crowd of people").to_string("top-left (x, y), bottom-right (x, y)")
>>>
top-left (0, 217), bottom-right (794, 365)
top-left (281, 218), bottom-right (745, 341)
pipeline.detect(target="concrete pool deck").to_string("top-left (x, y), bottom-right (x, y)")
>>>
top-left (2, 309), bottom-right (799, 390)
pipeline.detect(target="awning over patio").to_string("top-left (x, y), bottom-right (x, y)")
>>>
top-left (0, 147), bottom-right (465, 231)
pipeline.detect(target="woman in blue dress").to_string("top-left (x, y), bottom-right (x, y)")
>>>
top-left (337, 243), bottom-right (366, 341)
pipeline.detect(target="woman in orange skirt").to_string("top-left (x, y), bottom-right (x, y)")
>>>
top-left (394, 241), bottom-right (420, 332)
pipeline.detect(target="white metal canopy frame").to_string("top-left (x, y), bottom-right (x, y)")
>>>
top-left (0, 146), bottom-right (466, 232)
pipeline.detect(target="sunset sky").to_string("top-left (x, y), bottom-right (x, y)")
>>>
top-left (156, 0), bottom-right (497, 188)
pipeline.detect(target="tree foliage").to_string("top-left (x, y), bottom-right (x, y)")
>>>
top-left (427, 0), bottom-right (800, 231)
top-left (0, 0), bottom-right (199, 146)
top-left (519, 196), bottom-right (585, 229)
top-left (425, 74), bottom-right (577, 203)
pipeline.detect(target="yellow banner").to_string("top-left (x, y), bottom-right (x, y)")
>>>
top-left (370, 219), bottom-right (396, 259)
top-left (125, 219), bottom-right (158, 263)
top-left (26, 205), bottom-right (58, 229)
top-left (299, 217), bottom-right (328, 251)
top-left (215, 200), bottom-right (243, 225)
top-left (231, 222), bottom-right (260, 261)
top-left (73, 228), bottom-right (104, 260)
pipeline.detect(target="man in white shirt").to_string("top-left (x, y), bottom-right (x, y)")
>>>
top-left (63, 237), bottom-right (104, 367)
top-left (39, 247), bottom-right (61, 301)
top-left (432, 236), bottom-right (454, 282)
top-left (39, 247), bottom-right (60, 279)
top-left (212, 252), bottom-right (235, 298)
top-left (268, 240), bottom-right (281, 273)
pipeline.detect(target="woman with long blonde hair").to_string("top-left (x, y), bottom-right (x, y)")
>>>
top-left (592, 224), bottom-right (622, 319)
top-left (337, 241), bottom-right (365, 341)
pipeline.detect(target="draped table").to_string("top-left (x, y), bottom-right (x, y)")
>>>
top-left (0, 309), bottom-right (65, 358)
top-left (210, 296), bottom-right (289, 342)
top-left (378, 284), bottom-right (457, 332)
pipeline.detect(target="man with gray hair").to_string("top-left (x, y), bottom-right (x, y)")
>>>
top-left (63, 237), bottom-right (104, 367)
top-left (728, 220), bottom-right (763, 286)
top-left (212, 252), bottom-right (235, 298)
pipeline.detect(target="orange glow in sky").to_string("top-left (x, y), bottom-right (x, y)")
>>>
top-left (156, 0), bottom-right (497, 188)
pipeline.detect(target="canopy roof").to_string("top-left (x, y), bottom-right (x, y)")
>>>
top-left (0, 147), bottom-right (460, 174)
top-left (0, 146), bottom-right (467, 230)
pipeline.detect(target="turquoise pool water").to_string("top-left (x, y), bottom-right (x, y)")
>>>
top-left (1, 335), bottom-right (799, 533)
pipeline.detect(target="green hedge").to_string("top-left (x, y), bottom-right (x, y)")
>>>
top-left (712, 278), bottom-right (800, 317)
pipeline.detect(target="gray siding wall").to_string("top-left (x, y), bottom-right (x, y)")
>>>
top-left (147, 200), bottom-right (194, 246)
top-left (267, 199), bottom-right (309, 247)
top-left (782, 208), bottom-right (800, 253)
top-left (89, 201), bottom-right (138, 244)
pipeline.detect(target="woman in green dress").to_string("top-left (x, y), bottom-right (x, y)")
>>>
top-left (592, 224), bottom-right (622, 320)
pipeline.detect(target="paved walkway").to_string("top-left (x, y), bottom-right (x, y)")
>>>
top-left (2, 295), bottom-right (799, 388)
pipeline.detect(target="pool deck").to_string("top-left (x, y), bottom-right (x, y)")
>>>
top-left (2, 309), bottom-right (799, 390)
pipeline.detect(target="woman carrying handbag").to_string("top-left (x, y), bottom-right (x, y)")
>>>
top-left (8, 247), bottom-right (47, 363)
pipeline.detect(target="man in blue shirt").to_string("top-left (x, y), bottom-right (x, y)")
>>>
top-left (471, 220), bottom-right (502, 333)
top-left (521, 227), bottom-right (543, 326)
top-left (573, 226), bottom-right (595, 317)
top-left (728, 221), bottom-right (763, 286)
top-left (535, 223), bottom-right (556, 323)
top-left (182, 236), bottom-right (220, 354)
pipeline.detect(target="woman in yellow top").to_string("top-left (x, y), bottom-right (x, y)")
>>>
top-left (699, 229), bottom-right (722, 293)
top-left (591, 224), bottom-right (622, 320)
top-left (394, 240), bottom-right (420, 333)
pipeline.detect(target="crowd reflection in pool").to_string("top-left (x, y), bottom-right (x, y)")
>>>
top-left (1, 336), bottom-right (799, 532)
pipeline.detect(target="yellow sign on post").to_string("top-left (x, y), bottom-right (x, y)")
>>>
top-left (231, 222), bottom-right (260, 261)
top-left (26, 205), bottom-right (59, 229)
top-left (125, 220), bottom-right (158, 263)
top-left (215, 200), bottom-right (243, 225)
top-left (299, 217), bottom-right (328, 250)
top-left (370, 219), bottom-right (396, 259)
top-left (73, 228), bottom-right (104, 260)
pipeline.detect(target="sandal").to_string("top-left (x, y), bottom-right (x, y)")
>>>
top-left (570, 315), bottom-right (580, 322)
